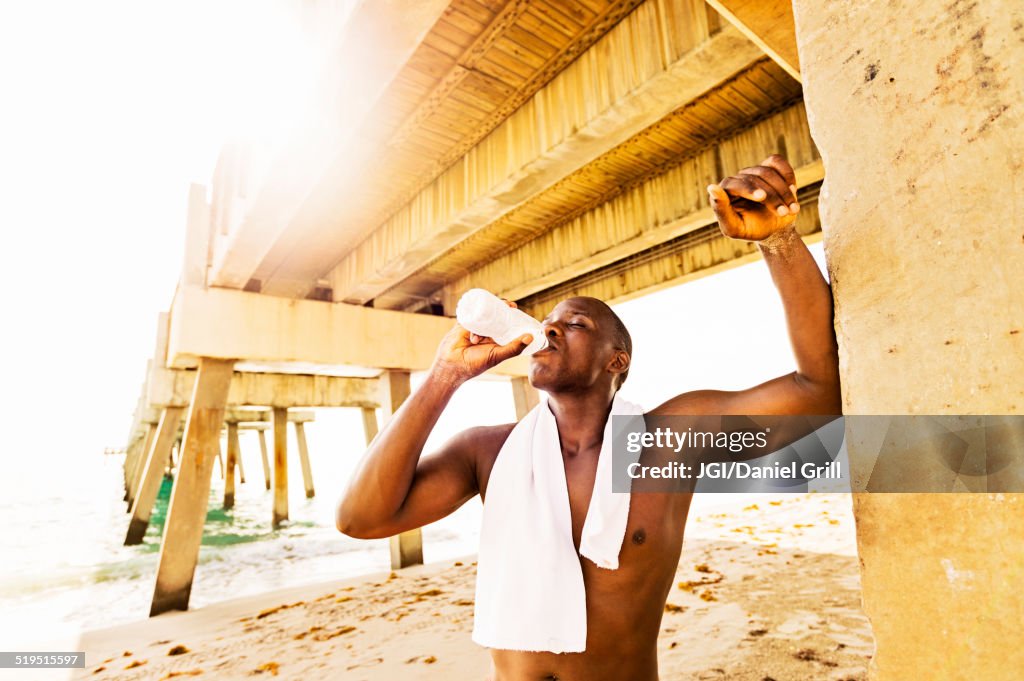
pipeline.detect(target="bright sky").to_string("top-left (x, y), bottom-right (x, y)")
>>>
top-left (0, 2), bottom-right (826, 471)
top-left (0, 2), bottom-right (353, 464)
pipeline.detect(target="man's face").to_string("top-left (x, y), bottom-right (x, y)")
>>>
top-left (529, 297), bottom-right (623, 393)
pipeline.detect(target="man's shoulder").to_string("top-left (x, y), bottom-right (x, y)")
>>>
top-left (461, 422), bottom-right (517, 459)
top-left (462, 422), bottom-right (517, 499)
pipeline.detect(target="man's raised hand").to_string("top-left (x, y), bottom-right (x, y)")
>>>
top-left (708, 154), bottom-right (800, 242)
top-left (431, 299), bottom-right (533, 385)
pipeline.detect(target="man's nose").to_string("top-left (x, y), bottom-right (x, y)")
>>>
top-left (544, 323), bottom-right (562, 341)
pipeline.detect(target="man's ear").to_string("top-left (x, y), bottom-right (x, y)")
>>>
top-left (607, 350), bottom-right (630, 378)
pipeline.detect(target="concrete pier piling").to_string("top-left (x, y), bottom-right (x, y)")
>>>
top-left (224, 421), bottom-right (240, 510)
top-left (792, 1), bottom-right (1024, 677)
top-left (150, 358), bottom-right (234, 616)
top-left (126, 406), bottom-right (184, 546)
top-left (272, 407), bottom-right (288, 529)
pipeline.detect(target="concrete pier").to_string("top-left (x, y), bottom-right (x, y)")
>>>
top-left (793, 1), bottom-right (1024, 678)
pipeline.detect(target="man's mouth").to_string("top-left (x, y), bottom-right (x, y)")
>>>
top-left (533, 340), bottom-right (558, 355)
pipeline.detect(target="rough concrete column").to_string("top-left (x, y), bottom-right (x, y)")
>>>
top-left (792, 2), bottom-right (1024, 679)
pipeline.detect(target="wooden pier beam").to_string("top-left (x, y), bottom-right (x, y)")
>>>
top-left (329, 19), bottom-right (765, 306)
top-left (125, 406), bottom-right (184, 545)
top-left (164, 284), bottom-right (530, 378)
top-left (272, 407), bottom-right (288, 528)
top-left (705, 0), bottom-right (801, 81)
top-left (150, 357), bottom-right (234, 616)
top-left (381, 371), bottom-right (423, 569)
top-left (257, 429), bottom-right (271, 491)
top-left (224, 421), bottom-right (240, 509)
top-left (294, 421), bottom-right (315, 499)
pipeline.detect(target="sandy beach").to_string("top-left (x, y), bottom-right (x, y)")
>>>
top-left (22, 493), bottom-right (871, 681)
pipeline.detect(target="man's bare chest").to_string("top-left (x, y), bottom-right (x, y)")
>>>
top-left (563, 454), bottom-right (690, 561)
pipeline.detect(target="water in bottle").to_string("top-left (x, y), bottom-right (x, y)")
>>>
top-left (455, 289), bottom-right (548, 356)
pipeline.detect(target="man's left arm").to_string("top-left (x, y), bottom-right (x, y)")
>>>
top-left (652, 155), bottom-right (841, 417)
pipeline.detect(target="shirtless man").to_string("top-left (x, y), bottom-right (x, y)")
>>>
top-left (335, 155), bottom-right (841, 681)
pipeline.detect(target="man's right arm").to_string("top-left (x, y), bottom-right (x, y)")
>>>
top-left (335, 316), bottom-right (534, 539)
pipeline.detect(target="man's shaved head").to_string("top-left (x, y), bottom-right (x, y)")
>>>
top-left (584, 298), bottom-right (632, 389)
top-left (561, 296), bottom-right (632, 390)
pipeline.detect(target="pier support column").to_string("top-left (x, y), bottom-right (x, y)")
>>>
top-left (295, 421), bottom-right (315, 499)
top-left (216, 443), bottom-right (225, 479)
top-left (792, 2), bottom-right (1024, 678)
top-left (123, 440), bottom-right (139, 499)
top-left (236, 435), bottom-right (246, 484)
top-left (361, 407), bottom-right (378, 444)
top-left (126, 406), bottom-right (184, 545)
top-left (150, 357), bottom-right (234, 616)
top-left (272, 407), bottom-right (289, 528)
top-left (123, 441), bottom-right (138, 500)
top-left (257, 429), bottom-right (271, 490)
top-left (224, 421), bottom-right (240, 509)
top-left (511, 376), bottom-right (539, 420)
top-left (123, 441), bottom-right (136, 492)
top-left (381, 371), bottom-right (423, 569)
top-left (166, 440), bottom-right (177, 475)
top-left (126, 423), bottom-right (157, 509)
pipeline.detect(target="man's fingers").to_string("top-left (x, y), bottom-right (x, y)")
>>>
top-left (738, 174), bottom-right (791, 216)
top-left (718, 175), bottom-right (772, 204)
top-left (720, 176), bottom-right (790, 216)
top-left (738, 165), bottom-right (796, 213)
top-left (491, 334), bottom-right (533, 364)
top-left (760, 155), bottom-right (798, 199)
top-left (707, 183), bottom-right (745, 234)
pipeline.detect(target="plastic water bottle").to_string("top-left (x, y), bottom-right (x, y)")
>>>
top-left (455, 289), bottom-right (548, 356)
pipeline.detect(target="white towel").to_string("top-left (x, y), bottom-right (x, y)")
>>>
top-left (472, 391), bottom-right (646, 653)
